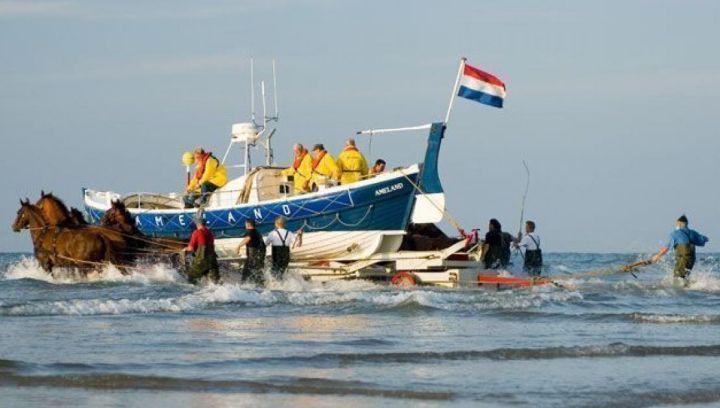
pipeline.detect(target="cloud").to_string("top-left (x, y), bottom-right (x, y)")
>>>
top-left (0, 1), bottom-right (77, 17)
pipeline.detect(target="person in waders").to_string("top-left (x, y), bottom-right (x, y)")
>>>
top-left (481, 219), bottom-right (505, 269)
top-left (236, 219), bottom-right (266, 285)
top-left (264, 217), bottom-right (298, 280)
top-left (182, 215), bottom-right (220, 284)
top-left (514, 220), bottom-right (543, 276)
top-left (650, 215), bottom-right (709, 282)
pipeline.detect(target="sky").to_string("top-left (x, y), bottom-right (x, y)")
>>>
top-left (1, 0), bottom-right (718, 253)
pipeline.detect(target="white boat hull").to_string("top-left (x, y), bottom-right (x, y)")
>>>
top-left (216, 230), bottom-right (406, 261)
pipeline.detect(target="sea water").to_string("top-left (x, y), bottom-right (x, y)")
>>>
top-left (1, 252), bottom-right (719, 407)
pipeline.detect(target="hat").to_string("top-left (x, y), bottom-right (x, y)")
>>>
top-left (677, 214), bottom-right (688, 224)
top-left (312, 144), bottom-right (324, 151)
top-left (193, 211), bottom-right (206, 225)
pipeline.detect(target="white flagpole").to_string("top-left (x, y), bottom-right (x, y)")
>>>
top-left (444, 57), bottom-right (466, 125)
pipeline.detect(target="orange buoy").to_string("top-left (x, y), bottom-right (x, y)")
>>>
top-left (391, 271), bottom-right (417, 287)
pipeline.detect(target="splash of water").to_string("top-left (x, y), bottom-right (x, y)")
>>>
top-left (4, 256), bottom-right (183, 285)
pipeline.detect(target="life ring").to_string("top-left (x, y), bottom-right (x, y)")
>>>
top-left (391, 271), bottom-right (417, 287)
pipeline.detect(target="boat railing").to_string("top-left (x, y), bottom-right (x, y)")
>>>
top-left (87, 166), bottom-right (416, 211)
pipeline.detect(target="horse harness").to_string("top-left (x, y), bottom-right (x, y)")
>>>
top-left (30, 225), bottom-right (62, 265)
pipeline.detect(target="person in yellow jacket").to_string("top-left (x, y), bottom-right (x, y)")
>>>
top-left (281, 144), bottom-right (313, 194)
top-left (336, 138), bottom-right (369, 185)
top-left (184, 147), bottom-right (228, 208)
top-left (309, 144), bottom-right (338, 191)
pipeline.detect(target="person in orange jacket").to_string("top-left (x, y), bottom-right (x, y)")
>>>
top-left (184, 147), bottom-right (227, 208)
top-left (281, 144), bottom-right (313, 193)
top-left (309, 144), bottom-right (338, 190)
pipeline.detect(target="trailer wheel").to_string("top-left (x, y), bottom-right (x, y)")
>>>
top-left (391, 271), bottom-right (417, 287)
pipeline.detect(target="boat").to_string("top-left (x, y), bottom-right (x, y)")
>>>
top-left (84, 122), bottom-right (447, 261)
top-left (83, 60), bottom-right (452, 261)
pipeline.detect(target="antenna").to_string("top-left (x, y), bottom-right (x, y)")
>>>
top-left (250, 57), bottom-right (256, 124)
top-left (261, 80), bottom-right (267, 127)
top-left (272, 59), bottom-right (279, 120)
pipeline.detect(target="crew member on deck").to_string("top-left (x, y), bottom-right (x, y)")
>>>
top-left (236, 219), bottom-right (267, 285)
top-left (182, 214), bottom-right (220, 284)
top-left (264, 217), bottom-right (298, 279)
top-left (369, 159), bottom-right (386, 175)
top-left (481, 218), bottom-right (506, 270)
top-left (309, 144), bottom-right (338, 191)
top-left (281, 144), bottom-right (312, 194)
top-left (650, 215), bottom-right (709, 280)
top-left (184, 147), bottom-right (228, 208)
top-left (513, 220), bottom-right (543, 276)
top-left (335, 138), bottom-right (368, 185)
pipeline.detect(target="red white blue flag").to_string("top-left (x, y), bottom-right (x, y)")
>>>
top-left (457, 63), bottom-right (506, 108)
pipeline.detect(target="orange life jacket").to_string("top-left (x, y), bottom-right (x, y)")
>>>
top-left (293, 150), bottom-right (308, 170)
top-left (312, 151), bottom-right (326, 170)
top-left (194, 153), bottom-right (212, 180)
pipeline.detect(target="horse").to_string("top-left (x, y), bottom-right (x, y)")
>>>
top-left (101, 199), bottom-right (186, 261)
top-left (12, 200), bottom-right (120, 273)
top-left (35, 191), bottom-right (86, 227)
top-left (36, 191), bottom-right (130, 257)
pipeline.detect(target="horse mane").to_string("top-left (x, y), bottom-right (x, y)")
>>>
top-left (70, 207), bottom-right (88, 225)
top-left (37, 191), bottom-right (71, 219)
top-left (111, 200), bottom-right (135, 227)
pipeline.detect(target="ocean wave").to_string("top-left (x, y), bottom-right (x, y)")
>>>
top-left (3, 257), bottom-right (184, 285)
top-left (0, 284), bottom-right (272, 316)
top-left (0, 369), bottom-right (452, 400)
top-left (4, 343), bottom-right (718, 374)
top-left (241, 342), bottom-right (720, 366)
top-left (631, 312), bottom-right (720, 324)
top-left (0, 281), bottom-right (583, 316)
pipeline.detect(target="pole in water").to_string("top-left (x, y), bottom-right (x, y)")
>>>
top-left (518, 160), bottom-right (530, 237)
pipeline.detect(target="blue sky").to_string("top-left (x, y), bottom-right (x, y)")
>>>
top-left (1, 0), bottom-right (718, 252)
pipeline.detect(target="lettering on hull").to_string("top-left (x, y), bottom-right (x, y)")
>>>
top-left (375, 183), bottom-right (404, 197)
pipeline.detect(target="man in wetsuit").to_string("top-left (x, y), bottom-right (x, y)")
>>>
top-left (182, 215), bottom-right (220, 284)
top-left (514, 220), bottom-right (543, 276)
top-left (481, 218), bottom-right (506, 269)
top-left (264, 217), bottom-right (297, 280)
top-left (236, 219), bottom-right (266, 284)
top-left (650, 215), bottom-right (709, 280)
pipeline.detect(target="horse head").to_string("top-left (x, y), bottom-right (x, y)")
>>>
top-left (101, 200), bottom-right (123, 225)
top-left (12, 198), bottom-right (39, 232)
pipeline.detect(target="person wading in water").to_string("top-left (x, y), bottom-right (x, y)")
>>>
top-left (236, 219), bottom-right (266, 284)
top-left (513, 220), bottom-right (543, 276)
top-left (182, 214), bottom-right (220, 284)
top-left (650, 215), bottom-right (709, 282)
top-left (264, 217), bottom-right (298, 280)
top-left (481, 218), bottom-right (507, 270)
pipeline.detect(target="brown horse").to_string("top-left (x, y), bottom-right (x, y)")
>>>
top-left (12, 200), bottom-right (120, 272)
top-left (101, 200), bottom-right (186, 259)
top-left (36, 192), bottom-right (130, 256)
top-left (36, 191), bottom-right (86, 227)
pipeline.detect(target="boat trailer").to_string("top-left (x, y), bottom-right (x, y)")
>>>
top-left (283, 240), bottom-right (494, 288)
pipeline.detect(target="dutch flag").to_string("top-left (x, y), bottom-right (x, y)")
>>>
top-left (457, 62), bottom-right (506, 108)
